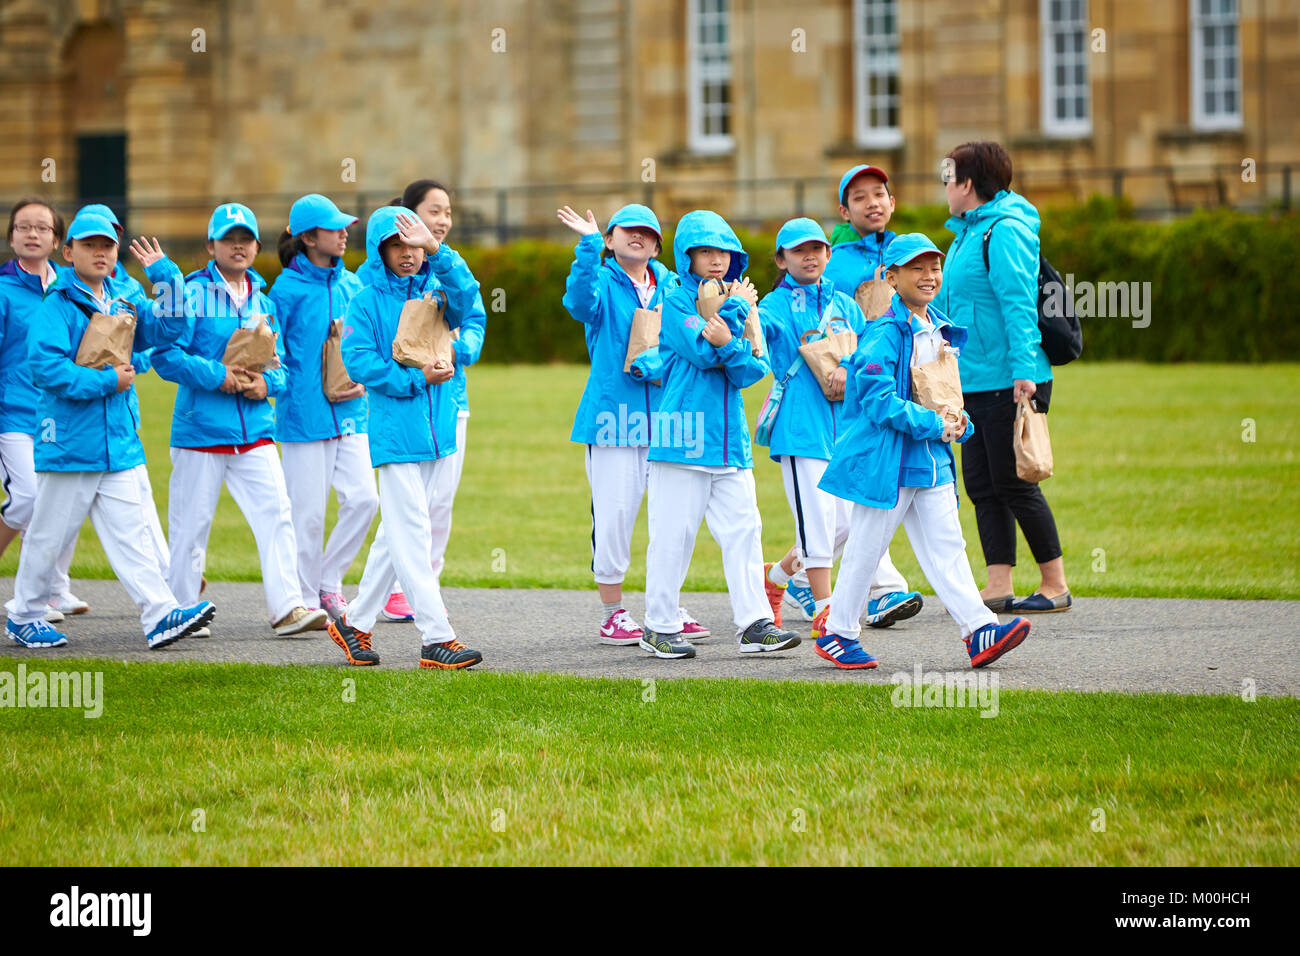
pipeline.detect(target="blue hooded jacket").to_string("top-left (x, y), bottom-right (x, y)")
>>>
top-left (651, 211), bottom-right (770, 469)
top-left (341, 206), bottom-right (469, 468)
top-left (824, 227), bottom-right (896, 297)
top-left (933, 189), bottom-right (1051, 393)
top-left (151, 262), bottom-right (287, 448)
top-left (564, 232), bottom-right (676, 446)
top-left (442, 244), bottom-right (487, 415)
top-left (28, 261), bottom-right (187, 472)
top-left (756, 274), bottom-right (865, 462)
top-left (0, 258), bottom-right (61, 435)
top-left (819, 295), bottom-right (974, 509)
top-left (268, 252), bottom-right (367, 442)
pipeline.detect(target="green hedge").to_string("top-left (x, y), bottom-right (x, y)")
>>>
top-left (241, 200), bottom-right (1298, 363)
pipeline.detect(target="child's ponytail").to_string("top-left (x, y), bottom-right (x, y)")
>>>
top-left (277, 226), bottom-right (313, 267)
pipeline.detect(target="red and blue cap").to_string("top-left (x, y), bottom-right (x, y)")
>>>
top-left (838, 163), bottom-right (890, 205)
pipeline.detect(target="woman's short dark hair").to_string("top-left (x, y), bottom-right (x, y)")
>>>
top-left (399, 179), bottom-right (451, 211)
top-left (946, 142), bottom-right (1013, 202)
top-left (7, 198), bottom-right (65, 244)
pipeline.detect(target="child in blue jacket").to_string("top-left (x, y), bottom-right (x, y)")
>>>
top-left (380, 179), bottom-right (489, 623)
top-left (640, 210), bottom-right (799, 660)
top-left (0, 198), bottom-right (87, 621)
top-left (151, 203), bottom-right (326, 637)
top-left (271, 194), bottom-right (378, 624)
top-left (3, 211), bottom-right (214, 649)
top-left (558, 202), bottom-right (708, 647)
top-left (754, 218), bottom-right (922, 650)
top-left (328, 206), bottom-right (483, 670)
top-left (817, 234), bottom-right (1031, 670)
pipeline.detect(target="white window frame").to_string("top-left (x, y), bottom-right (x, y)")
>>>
top-left (1040, 0), bottom-right (1092, 137)
top-left (1190, 0), bottom-right (1243, 131)
top-left (687, 0), bottom-right (734, 154)
top-left (852, 0), bottom-right (903, 149)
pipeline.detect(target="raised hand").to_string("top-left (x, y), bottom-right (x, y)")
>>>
top-left (395, 212), bottom-right (438, 255)
top-left (556, 206), bottom-right (600, 237)
top-left (129, 237), bottom-right (166, 268)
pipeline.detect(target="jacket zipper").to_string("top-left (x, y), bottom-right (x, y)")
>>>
top-left (723, 379), bottom-right (730, 466)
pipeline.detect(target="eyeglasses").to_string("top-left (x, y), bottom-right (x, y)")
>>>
top-left (12, 223), bottom-right (54, 236)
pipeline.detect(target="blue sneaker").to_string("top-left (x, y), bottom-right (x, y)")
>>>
top-left (814, 632), bottom-right (878, 670)
top-left (966, 616), bottom-right (1030, 669)
top-left (783, 579), bottom-right (818, 621)
top-left (6, 618), bottom-right (69, 648)
top-left (146, 601), bottom-right (216, 650)
top-left (866, 590), bottom-right (923, 628)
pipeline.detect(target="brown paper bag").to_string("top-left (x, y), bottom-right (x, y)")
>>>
top-left (910, 345), bottom-right (964, 425)
top-left (222, 315), bottom-right (280, 379)
top-left (321, 320), bottom-right (357, 401)
top-left (855, 277), bottom-right (894, 322)
top-left (1013, 395), bottom-right (1053, 481)
top-left (623, 306), bottom-right (662, 373)
top-left (74, 307), bottom-right (136, 369)
top-left (392, 291), bottom-right (454, 369)
top-left (696, 278), bottom-right (763, 356)
top-left (797, 328), bottom-right (859, 400)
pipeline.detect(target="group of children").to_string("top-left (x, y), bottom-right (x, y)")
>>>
top-left (1, 159), bottom-right (1034, 674)
top-left (0, 182), bottom-right (484, 669)
top-left (563, 162), bottom-right (1032, 670)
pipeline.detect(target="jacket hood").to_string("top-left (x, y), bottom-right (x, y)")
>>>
top-left (947, 189), bottom-right (1041, 236)
top-left (358, 206), bottom-right (432, 293)
top-left (672, 210), bottom-right (748, 285)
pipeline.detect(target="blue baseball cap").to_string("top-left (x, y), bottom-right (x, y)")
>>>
top-left (838, 163), bottom-right (890, 204)
top-left (775, 217), bottom-right (830, 251)
top-left (884, 233), bottom-right (945, 269)
top-left (605, 204), bottom-right (662, 243)
top-left (65, 213), bottom-right (119, 244)
top-left (208, 203), bottom-right (260, 241)
top-left (76, 204), bottom-right (123, 232)
top-left (288, 194), bottom-right (358, 236)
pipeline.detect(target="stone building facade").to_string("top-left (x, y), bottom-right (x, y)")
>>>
top-left (1, 0), bottom-right (1296, 243)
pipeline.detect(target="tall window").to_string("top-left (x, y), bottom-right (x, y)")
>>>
top-left (1040, 0), bottom-right (1091, 137)
top-left (688, 0), bottom-right (733, 153)
top-left (1191, 0), bottom-right (1242, 130)
top-left (853, 0), bottom-right (902, 148)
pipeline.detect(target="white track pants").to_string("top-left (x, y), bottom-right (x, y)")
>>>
top-left (281, 434), bottom-right (379, 602)
top-left (428, 413), bottom-right (468, 587)
top-left (586, 443), bottom-right (649, 585)
top-left (5, 467), bottom-right (178, 634)
top-left (350, 459), bottom-right (456, 645)
top-left (644, 462), bottom-right (769, 636)
top-left (167, 445), bottom-right (301, 623)
top-left (1, 431), bottom-right (78, 600)
top-left (827, 484), bottom-right (997, 641)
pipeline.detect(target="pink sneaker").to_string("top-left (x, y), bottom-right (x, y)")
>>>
top-left (679, 607), bottom-right (710, 641)
top-left (381, 591), bottom-right (414, 622)
top-left (599, 608), bottom-right (644, 646)
top-left (319, 591), bottom-right (349, 623)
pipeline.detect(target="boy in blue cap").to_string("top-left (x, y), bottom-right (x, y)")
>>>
top-left (271, 194), bottom-right (377, 624)
top-left (777, 164), bottom-right (917, 626)
top-left (3, 211), bottom-right (215, 649)
top-left (557, 202), bottom-right (709, 646)
top-left (151, 203), bottom-right (327, 637)
top-left (817, 234), bottom-right (1031, 669)
top-left (640, 209), bottom-right (799, 660)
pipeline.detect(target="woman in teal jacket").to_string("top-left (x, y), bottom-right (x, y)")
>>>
top-left (935, 141), bottom-right (1070, 614)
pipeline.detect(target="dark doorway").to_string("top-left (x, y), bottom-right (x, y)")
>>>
top-left (76, 133), bottom-right (127, 219)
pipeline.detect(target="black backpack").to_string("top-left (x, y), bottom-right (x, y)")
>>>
top-left (981, 218), bottom-right (1083, 366)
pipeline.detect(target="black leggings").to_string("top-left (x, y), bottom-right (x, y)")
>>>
top-left (961, 382), bottom-right (1062, 568)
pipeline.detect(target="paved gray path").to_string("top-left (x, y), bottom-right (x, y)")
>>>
top-left (2, 579), bottom-right (1297, 696)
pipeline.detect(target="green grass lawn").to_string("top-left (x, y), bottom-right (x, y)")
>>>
top-left (2, 660), bottom-right (1295, 865)
top-left (2, 362), bottom-right (1297, 599)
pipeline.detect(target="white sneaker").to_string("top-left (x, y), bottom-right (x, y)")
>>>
top-left (190, 627), bottom-right (211, 638)
top-left (43, 606), bottom-right (66, 624)
top-left (49, 592), bottom-right (90, 615)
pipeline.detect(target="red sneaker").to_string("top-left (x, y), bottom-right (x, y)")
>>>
top-left (599, 608), bottom-right (643, 646)
top-left (762, 562), bottom-right (785, 628)
top-left (679, 607), bottom-right (710, 640)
